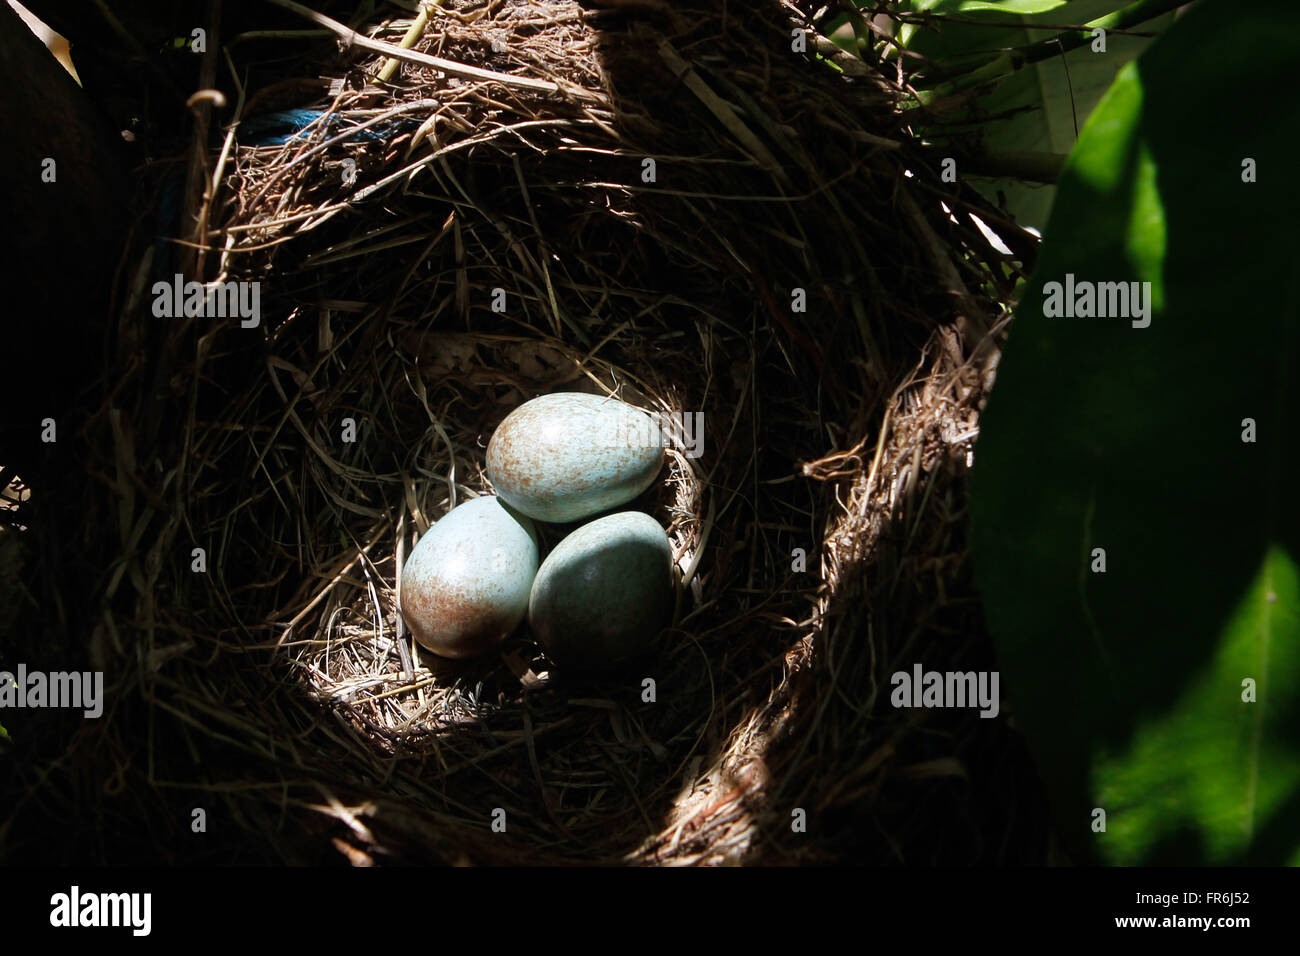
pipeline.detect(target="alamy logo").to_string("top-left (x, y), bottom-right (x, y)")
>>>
top-left (890, 664), bottom-right (1000, 718)
top-left (50, 886), bottom-right (151, 936)
top-left (1042, 273), bottom-right (1152, 328)
top-left (0, 664), bottom-right (103, 718)
top-left (151, 273), bottom-right (262, 328)
top-left (608, 410), bottom-right (704, 459)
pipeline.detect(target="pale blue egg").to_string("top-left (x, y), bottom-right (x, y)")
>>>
top-left (486, 392), bottom-right (665, 523)
top-left (528, 511), bottom-right (674, 673)
top-left (399, 495), bottom-right (539, 658)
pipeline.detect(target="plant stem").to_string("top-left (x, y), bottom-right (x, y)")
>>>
top-left (957, 147), bottom-right (1067, 185)
top-left (836, 0), bottom-right (874, 62)
top-left (377, 0), bottom-right (439, 84)
top-left (915, 0), bottom-right (1186, 95)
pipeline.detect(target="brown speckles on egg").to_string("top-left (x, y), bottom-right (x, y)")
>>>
top-left (399, 496), bottom-right (539, 659)
top-left (402, 573), bottom-right (512, 658)
top-left (486, 392), bottom-right (665, 523)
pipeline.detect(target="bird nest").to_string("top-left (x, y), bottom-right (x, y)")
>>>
top-left (48, 0), bottom-right (1037, 864)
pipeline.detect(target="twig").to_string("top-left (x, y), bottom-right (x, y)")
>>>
top-left (262, 0), bottom-right (566, 95)
top-left (657, 39), bottom-right (790, 188)
top-left (181, 0), bottom-right (224, 280)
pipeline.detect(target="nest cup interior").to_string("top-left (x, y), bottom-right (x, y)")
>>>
top-left (51, 0), bottom-right (1024, 864)
top-left (310, 371), bottom-right (707, 720)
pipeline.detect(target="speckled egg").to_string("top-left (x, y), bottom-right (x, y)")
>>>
top-left (399, 495), bottom-right (539, 659)
top-left (528, 511), bottom-right (675, 673)
top-left (486, 392), bottom-right (665, 524)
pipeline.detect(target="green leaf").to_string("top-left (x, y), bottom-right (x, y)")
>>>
top-left (898, 0), bottom-right (1175, 231)
top-left (970, 0), bottom-right (1300, 866)
top-left (918, 0), bottom-right (1073, 12)
top-left (1094, 549), bottom-right (1300, 863)
top-left (896, 0), bottom-right (1134, 60)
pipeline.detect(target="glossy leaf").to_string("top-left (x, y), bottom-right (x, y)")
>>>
top-left (970, 0), bottom-right (1300, 865)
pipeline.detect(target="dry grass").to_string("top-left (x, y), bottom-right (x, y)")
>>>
top-left (3, 0), bottom-right (1046, 865)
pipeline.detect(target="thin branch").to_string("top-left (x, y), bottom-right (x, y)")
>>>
top-left (261, 0), bottom-right (572, 96)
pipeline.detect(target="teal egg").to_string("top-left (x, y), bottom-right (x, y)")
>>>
top-left (528, 511), bottom-right (674, 673)
top-left (485, 392), bottom-right (665, 523)
top-left (399, 496), bottom-right (539, 659)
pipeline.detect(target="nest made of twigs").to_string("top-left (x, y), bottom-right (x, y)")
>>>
top-left (7, 0), bottom-right (1050, 865)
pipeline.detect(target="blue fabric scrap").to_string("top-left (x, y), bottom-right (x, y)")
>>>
top-left (239, 109), bottom-right (395, 146)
